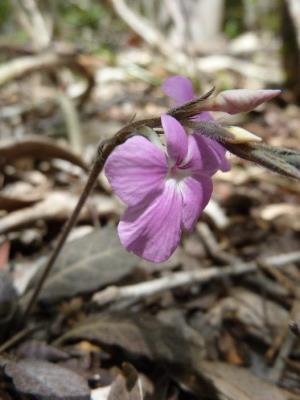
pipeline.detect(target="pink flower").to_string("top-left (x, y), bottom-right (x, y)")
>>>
top-left (163, 75), bottom-right (231, 172)
top-left (105, 76), bottom-right (280, 262)
top-left (105, 113), bottom-right (226, 263)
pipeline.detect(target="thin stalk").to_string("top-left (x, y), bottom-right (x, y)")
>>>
top-left (23, 155), bottom-right (103, 320)
top-left (0, 325), bottom-right (39, 354)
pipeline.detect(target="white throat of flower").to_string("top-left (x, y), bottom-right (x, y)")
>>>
top-left (166, 160), bottom-right (191, 185)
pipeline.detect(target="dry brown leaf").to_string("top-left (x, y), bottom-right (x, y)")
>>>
top-left (55, 311), bottom-right (203, 367)
top-left (198, 288), bottom-right (288, 345)
top-left (16, 340), bottom-right (69, 362)
top-left (217, 331), bottom-right (245, 366)
top-left (194, 361), bottom-right (300, 400)
top-left (108, 374), bottom-right (142, 400)
top-left (4, 358), bottom-right (90, 400)
top-left (25, 227), bottom-right (138, 304)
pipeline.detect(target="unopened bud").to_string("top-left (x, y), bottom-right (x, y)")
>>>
top-left (226, 126), bottom-right (262, 143)
top-left (214, 89), bottom-right (281, 114)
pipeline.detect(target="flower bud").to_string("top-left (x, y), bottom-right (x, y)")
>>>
top-left (213, 89), bottom-right (281, 114)
top-left (226, 126), bottom-right (262, 143)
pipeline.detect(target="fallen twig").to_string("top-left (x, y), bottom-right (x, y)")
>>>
top-left (0, 52), bottom-right (66, 86)
top-left (203, 199), bottom-right (229, 230)
top-left (109, 0), bottom-right (173, 58)
top-left (12, 0), bottom-right (51, 50)
top-left (196, 222), bottom-right (237, 264)
top-left (0, 135), bottom-right (88, 171)
top-left (267, 300), bottom-right (300, 383)
top-left (56, 92), bottom-right (83, 154)
top-left (0, 51), bottom-right (95, 106)
top-left (92, 251), bottom-right (300, 307)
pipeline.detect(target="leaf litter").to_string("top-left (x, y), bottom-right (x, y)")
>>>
top-left (1, 11), bottom-right (300, 400)
top-left (4, 358), bottom-right (90, 400)
top-left (25, 227), bottom-right (138, 304)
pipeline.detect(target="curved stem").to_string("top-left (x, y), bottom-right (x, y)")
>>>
top-left (23, 155), bottom-right (103, 320)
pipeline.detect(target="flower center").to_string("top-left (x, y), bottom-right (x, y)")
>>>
top-left (167, 164), bottom-right (190, 183)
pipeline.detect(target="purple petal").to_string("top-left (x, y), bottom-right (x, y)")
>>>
top-left (192, 111), bottom-right (214, 122)
top-left (162, 76), bottom-right (194, 105)
top-left (203, 136), bottom-right (231, 172)
top-left (190, 110), bottom-right (230, 172)
top-left (118, 182), bottom-right (182, 262)
top-left (105, 136), bottom-right (167, 206)
top-left (181, 134), bottom-right (220, 176)
top-left (214, 89), bottom-right (281, 114)
top-left (179, 176), bottom-right (213, 231)
top-left (162, 75), bottom-right (230, 172)
top-left (161, 114), bottom-right (188, 165)
top-left (189, 132), bottom-right (230, 173)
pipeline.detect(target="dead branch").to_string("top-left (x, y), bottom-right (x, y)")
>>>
top-left (0, 53), bottom-right (62, 86)
top-left (197, 222), bottom-right (237, 264)
top-left (12, 0), bottom-right (51, 50)
top-left (56, 92), bottom-right (83, 154)
top-left (0, 52), bottom-right (95, 105)
top-left (92, 251), bottom-right (300, 307)
top-left (0, 135), bottom-right (88, 171)
top-left (109, 0), bottom-right (173, 58)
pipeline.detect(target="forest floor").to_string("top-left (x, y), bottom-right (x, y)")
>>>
top-left (0, 41), bottom-right (300, 400)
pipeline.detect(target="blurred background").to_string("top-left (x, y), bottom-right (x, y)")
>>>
top-left (1, 1), bottom-right (300, 399)
top-left (0, 0), bottom-right (300, 140)
top-left (0, 0), bottom-right (300, 236)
